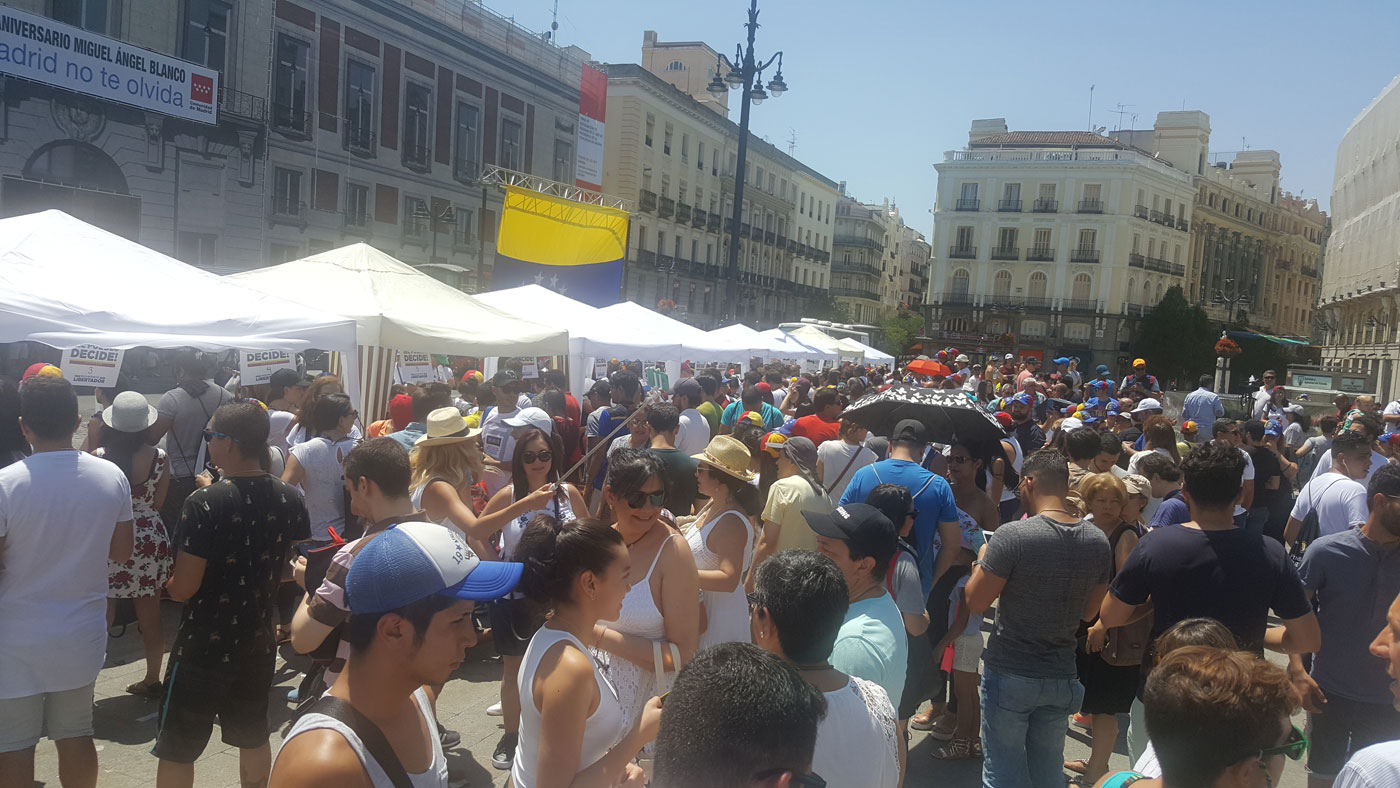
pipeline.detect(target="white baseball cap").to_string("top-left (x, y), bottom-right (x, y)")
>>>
top-left (1130, 397), bottom-right (1163, 414)
top-left (504, 406), bottom-right (553, 434)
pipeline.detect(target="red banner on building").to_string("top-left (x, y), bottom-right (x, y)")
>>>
top-left (575, 64), bottom-right (607, 190)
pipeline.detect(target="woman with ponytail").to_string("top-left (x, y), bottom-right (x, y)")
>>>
top-left (686, 435), bottom-right (763, 651)
top-left (511, 517), bottom-right (660, 788)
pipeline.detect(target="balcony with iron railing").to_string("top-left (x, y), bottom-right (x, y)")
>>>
top-left (750, 224), bottom-right (764, 241)
top-left (990, 246), bottom-right (1020, 261)
top-left (1129, 253), bottom-right (1145, 268)
top-left (948, 245), bottom-right (977, 259)
top-left (1149, 209), bottom-right (1166, 224)
top-left (834, 235), bottom-right (884, 251)
top-left (1070, 248), bottom-right (1100, 263)
top-left (219, 86), bottom-right (266, 124)
top-left (640, 190), bottom-right (657, 213)
top-left (1027, 246), bottom-right (1054, 262)
top-left (935, 292), bottom-right (975, 305)
top-left (1023, 296), bottom-right (1053, 309)
top-left (692, 209), bottom-right (707, 228)
top-left (1032, 198), bottom-right (1058, 213)
top-left (998, 199), bottom-right (1022, 212)
top-left (1176, 218), bottom-right (1189, 232)
top-left (676, 203), bottom-right (692, 223)
top-left (1078, 199), bottom-right (1104, 214)
top-left (955, 198), bottom-right (980, 211)
top-left (1302, 266), bottom-right (1320, 278)
top-left (765, 230), bottom-right (776, 245)
top-left (452, 228), bottom-right (475, 249)
top-left (402, 214), bottom-right (429, 239)
top-left (659, 197), bottom-right (675, 218)
top-left (832, 260), bottom-right (882, 278)
top-left (708, 214), bottom-right (721, 232)
top-left (271, 103), bottom-right (313, 137)
top-left (269, 197), bottom-right (306, 226)
top-left (1134, 204), bottom-right (1149, 220)
top-left (830, 286), bottom-right (882, 301)
top-left (637, 249), bottom-right (657, 266)
top-left (342, 209), bottom-right (372, 234)
top-left (402, 143), bottom-right (431, 171)
top-left (658, 254), bottom-right (674, 270)
top-left (345, 126), bottom-right (377, 156)
top-left (1062, 298), bottom-right (1099, 313)
top-left (1144, 256), bottom-right (1171, 274)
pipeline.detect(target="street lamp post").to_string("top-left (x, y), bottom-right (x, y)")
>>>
top-left (1213, 277), bottom-right (1251, 326)
top-left (707, 0), bottom-right (788, 326)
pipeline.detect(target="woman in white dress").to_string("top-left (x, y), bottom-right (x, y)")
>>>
top-left (592, 448), bottom-right (700, 739)
top-left (685, 435), bottom-right (763, 650)
top-left (751, 550), bottom-right (900, 788)
top-left (512, 516), bottom-right (661, 788)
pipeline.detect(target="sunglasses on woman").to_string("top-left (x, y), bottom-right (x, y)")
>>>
top-left (947, 455), bottom-right (974, 465)
top-left (202, 429), bottom-right (234, 444)
top-left (522, 450), bottom-right (552, 464)
top-left (624, 490), bottom-right (667, 509)
top-left (1258, 723), bottom-right (1308, 761)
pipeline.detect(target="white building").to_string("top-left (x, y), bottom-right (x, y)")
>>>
top-left (1317, 75), bottom-right (1400, 398)
top-left (928, 119), bottom-right (1197, 370)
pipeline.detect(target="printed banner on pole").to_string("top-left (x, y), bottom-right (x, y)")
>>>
top-left (0, 6), bottom-right (218, 124)
top-left (60, 344), bottom-right (124, 387)
top-left (238, 349), bottom-right (296, 386)
top-left (575, 64), bottom-right (607, 190)
top-left (493, 186), bottom-right (628, 307)
top-left (396, 351), bottom-right (434, 383)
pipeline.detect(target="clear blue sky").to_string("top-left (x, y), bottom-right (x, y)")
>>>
top-left (509, 0), bottom-right (1399, 236)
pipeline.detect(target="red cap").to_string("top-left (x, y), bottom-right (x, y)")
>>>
top-left (388, 394), bottom-right (414, 431)
top-left (993, 411), bottom-right (1014, 428)
top-left (756, 382), bottom-right (772, 395)
top-left (22, 362), bottom-right (62, 381)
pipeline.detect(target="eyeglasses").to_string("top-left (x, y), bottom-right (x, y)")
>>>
top-left (947, 455), bottom-right (974, 465)
top-left (202, 429), bottom-right (232, 444)
top-left (1259, 723), bottom-right (1308, 761)
top-left (521, 450), bottom-right (553, 464)
top-left (624, 490), bottom-right (667, 509)
top-left (754, 769), bottom-right (826, 788)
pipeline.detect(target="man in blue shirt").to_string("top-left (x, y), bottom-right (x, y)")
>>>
top-left (1182, 374), bottom-right (1225, 442)
top-left (720, 385), bottom-right (784, 432)
top-left (840, 418), bottom-right (960, 598)
top-left (1293, 463), bottom-right (1400, 782)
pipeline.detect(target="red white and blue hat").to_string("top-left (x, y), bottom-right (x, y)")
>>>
top-left (345, 522), bottom-right (522, 614)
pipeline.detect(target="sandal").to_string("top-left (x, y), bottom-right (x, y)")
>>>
top-left (931, 736), bottom-right (979, 761)
top-left (1064, 759), bottom-right (1090, 775)
top-left (125, 679), bottom-right (162, 696)
top-left (909, 708), bottom-right (938, 731)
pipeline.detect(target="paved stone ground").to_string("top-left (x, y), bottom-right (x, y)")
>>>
top-left (28, 601), bottom-right (1311, 788)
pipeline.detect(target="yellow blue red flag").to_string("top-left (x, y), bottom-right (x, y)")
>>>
top-left (493, 186), bottom-right (629, 306)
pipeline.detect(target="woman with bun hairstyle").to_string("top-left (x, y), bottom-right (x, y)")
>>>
top-left (511, 516), bottom-right (660, 788)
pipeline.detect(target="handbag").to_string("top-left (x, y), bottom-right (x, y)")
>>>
top-left (310, 695), bottom-right (413, 788)
top-left (1102, 612), bottom-right (1154, 667)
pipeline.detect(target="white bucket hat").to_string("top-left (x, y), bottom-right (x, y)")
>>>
top-left (102, 391), bottom-right (158, 433)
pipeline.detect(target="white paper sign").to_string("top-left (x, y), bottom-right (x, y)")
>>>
top-left (0, 6), bottom-right (218, 124)
top-left (398, 351), bottom-right (434, 383)
top-left (520, 361), bottom-right (539, 379)
top-left (60, 344), bottom-right (124, 387)
top-left (593, 361), bottom-right (607, 381)
top-left (238, 349), bottom-right (296, 386)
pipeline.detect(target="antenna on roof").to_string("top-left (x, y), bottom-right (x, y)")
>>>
top-left (1087, 84), bottom-right (1095, 131)
top-left (787, 128), bottom-right (797, 156)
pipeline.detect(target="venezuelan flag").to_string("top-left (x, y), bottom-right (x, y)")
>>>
top-left (492, 186), bottom-right (629, 307)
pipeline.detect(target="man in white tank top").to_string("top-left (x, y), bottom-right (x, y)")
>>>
top-left (269, 523), bottom-right (523, 788)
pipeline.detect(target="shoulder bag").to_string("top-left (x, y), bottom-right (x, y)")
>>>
top-left (310, 695), bottom-right (414, 788)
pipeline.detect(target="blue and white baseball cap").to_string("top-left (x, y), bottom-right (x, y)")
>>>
top-left (346, 522), bottom-right (522, 614)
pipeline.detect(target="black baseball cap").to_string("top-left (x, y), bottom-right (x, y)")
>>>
top-left (268, 368), bottom-right (311, 389)
top-left (890, 418), bottom-right (930, 444)
top-left (587, 379), bottom-right (611, 398)
top-left (491, 370), bottom-right (518, 388)
top-left (673, 377), bottom-right (702, 401)
top-left (803, 504), bottom-right (897, 567)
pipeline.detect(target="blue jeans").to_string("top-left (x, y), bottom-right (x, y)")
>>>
top-left (981, 667), bottom-right (1084, 788)
top-left (1244, 506), bottom-right (1269, 539)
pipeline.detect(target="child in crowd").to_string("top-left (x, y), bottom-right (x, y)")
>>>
top-left (929, 524), bottom-right (987, 761)
top-left (1127, 617), bottom-right (1239, 772)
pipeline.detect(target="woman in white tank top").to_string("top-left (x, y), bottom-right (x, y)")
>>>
top-left (686, 435), bottom-right (762, 651)
top-left (592, 448), bottom-right (700, 737)
top-left (511, 518), bottom-right (661, 788)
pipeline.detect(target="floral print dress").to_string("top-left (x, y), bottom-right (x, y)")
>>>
top-left (103, 447), bottom-right (173, 598)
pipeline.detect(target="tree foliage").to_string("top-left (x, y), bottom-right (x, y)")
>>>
top-left (1131, 286), bottom-right (1216, 386)
top-left (804, 294), bottom-right (849, 324)
top-left (881, 309), bottom-right (927, 356)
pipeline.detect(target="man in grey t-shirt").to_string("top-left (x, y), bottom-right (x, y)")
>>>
top-left (148, 353), bottom-right (232, 531)
top-left (966, 449), bottom-right (1111, 788)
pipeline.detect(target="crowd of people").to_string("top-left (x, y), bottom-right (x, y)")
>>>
top-left (2, 348), bottom-right (1400, 788)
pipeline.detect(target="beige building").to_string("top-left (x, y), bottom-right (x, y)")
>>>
top-left (600, 32), bottom-right (839, 328)
top-left (1316, 75), bottom-right (1400, 398)
top-left (929, 111), bottom-right (1324, 371)
top-left (832, 195), bottom-right (930, 324)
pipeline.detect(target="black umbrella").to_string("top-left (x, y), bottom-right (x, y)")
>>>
top-left (842, 385), bottom-right (1007, 444)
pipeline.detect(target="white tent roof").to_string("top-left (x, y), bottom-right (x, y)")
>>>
top-left (758, 328), bottom-right (837, 361)
top-left (0, 210), bottom-right (362, 401)
top-left (845, 338), bottom-right (894, 364)
top-left (785, 325), bottom-right (850, 356)
top-left (594, 301), bottom-right (744, 364)
top-left (476, 285), bottom-right (683, 361)
top-left (707, 324), bottom-right (791, 359)
top-left (228, 244), bottom-right (567, 356)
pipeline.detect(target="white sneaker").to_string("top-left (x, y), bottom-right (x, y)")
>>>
top-left (486, 701), bottom-right (503, 716)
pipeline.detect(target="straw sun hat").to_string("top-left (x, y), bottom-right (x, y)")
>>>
top-left (415, 407), bottom-right (481, 447)
top-left (692, 435), bottom-right (755, 482)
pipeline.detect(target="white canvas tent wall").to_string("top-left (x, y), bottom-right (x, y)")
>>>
top-left (593, 301), bottom-right (753, 393)
top-left (0, 210), bottom-right (362, 405)
top-left (476, 285), bottom-right (685, 398)
top-left (706, 324), bottom-right (791, 365)
top-left (229, 244), bottom-right (567, 420)
top-left (845, 338), bottom-right (893, 365)
top-left (758, 328), bottom-right (837, 371)
top-left (787, 325), bottom-right (864, 364)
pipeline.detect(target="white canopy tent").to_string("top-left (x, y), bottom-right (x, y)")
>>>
top-left (594, 301), bottom-right (764, 392)
top-left (844, 338), bottom-right (894, 365)
top-left (707, 324), bottom-right (792, 362)
top-left (476, 286), bottom-right (686, 398)
top-left (229, 244), bottom-right (567, 418)
top-left (758, 328), bottom-right (838, 371)
top-left (0, 210), bottom-right (362, 405)
top-left (786, 325), bottom-right (864, 364)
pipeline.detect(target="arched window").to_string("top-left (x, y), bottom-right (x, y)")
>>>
top-left (1155, 282), bottom-right (1164, 302)
top-left (1072, 273), bottom-right (1092, 302)
top-left (23, 141), bottom-right (128, 193)
top-left (1028, 271), bottom-right (1047, 300)
top-left (1127, 277), bottom-right (1137, 304)
top-left (951, 269), bottom-right (970, 296)
top-left (1141, 280), bottom-right (1152, 305)
top-left (667, 60), bottom-right (686, 71)
top-left (993, 270), bottom-right (1012, 298)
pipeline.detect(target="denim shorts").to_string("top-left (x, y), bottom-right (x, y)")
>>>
top-left (1307, 696), bottom-right (1400, 778)
top-left (0, 683), bottom-right (96, 753)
